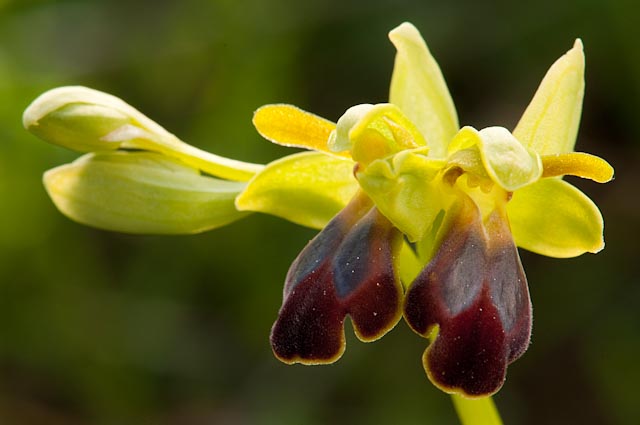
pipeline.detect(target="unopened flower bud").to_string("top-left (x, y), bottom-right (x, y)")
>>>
top-left (23, 86), bottom-right (152, 152)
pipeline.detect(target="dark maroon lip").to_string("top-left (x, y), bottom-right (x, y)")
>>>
top-left (404, 197), bottom-right (532, 397)
top-left (271, 194), bottom-right (403, 365)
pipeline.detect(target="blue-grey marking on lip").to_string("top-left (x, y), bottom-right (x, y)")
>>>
top-left (332, 209), bottom-right (377, 299)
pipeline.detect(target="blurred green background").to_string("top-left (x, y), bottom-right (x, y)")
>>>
top-left (0, 0), bottom-right (638, 424)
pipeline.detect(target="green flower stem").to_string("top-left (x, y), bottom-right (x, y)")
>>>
top-left (451, 394), bottom-right (503, 425)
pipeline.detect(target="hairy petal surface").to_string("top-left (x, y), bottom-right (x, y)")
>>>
top-left (271, 194), bottom-right (403, 364)
top-left (541, 152), bottom-right (614, 182)
top-left (388, 22), bottom-right (459, 158)
top-left (253, 104), bottom-right (343, 155)
top-left (507, 178), bottom-right (605, 257)
top-left (235, 152), bottom-right (358, 229)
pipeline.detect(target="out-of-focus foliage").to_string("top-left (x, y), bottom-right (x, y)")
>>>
top-left (0, 0), bottom-right (637, 424)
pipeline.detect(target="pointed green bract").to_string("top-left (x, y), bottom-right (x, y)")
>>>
top-left (513, 40), bottom-right (585, 155)
top-left (389, 22), bottom-right (459, 158)
top-left (24, 86), bottom-right (263, 181)
top-left (44, 151), bottom-right (249, 234)
top-left (507, 178), bottom-right (604, 258)
top-left (235, 152), bottom-right (358, 229)
top-left (356, 149), bottom-right (444, 242)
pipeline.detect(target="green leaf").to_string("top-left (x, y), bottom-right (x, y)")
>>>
top-left (388, 22), bottom-right (459, 158)
top-left (513, 40), bottom-right (585, 155)
top-left (235, 152), bottom-right (358, 229)
top-left (507, 178), bottom-right (604, 258)
top-left (356, 149), bottom-right (444, 242)
top-left (44, 151), bottom-right (249, 234)
top-left (24, 86), bottom-right (263, 181)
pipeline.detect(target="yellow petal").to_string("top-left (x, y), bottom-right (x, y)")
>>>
top-left (507, 178), bottom-right (604, 258)
top-left (541, 152), bottom-right (614, 183)
top-left (252, 104), bottom-right (345, 156)
top-left (513, 40), bottom-right (585, 155)
top-left (388, 22), bottom-right (459, 158)
top-left (235, 152), bottom-right (358, 229)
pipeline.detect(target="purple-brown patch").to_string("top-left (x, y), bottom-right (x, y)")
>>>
top-left (271, 194), bottom-right (403, 364)
top-left (404, 197), bottom-right (531, 397)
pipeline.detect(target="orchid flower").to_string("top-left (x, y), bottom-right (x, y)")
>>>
top-left (237, 23), bottom-right (612, 397)
top-left (23, 21), bottom-right (613, 422)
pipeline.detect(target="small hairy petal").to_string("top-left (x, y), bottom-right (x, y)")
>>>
top-left (404, 198), bottom-right (531, 397)
top-left (271, 194), bottom-right (403, 364)
top-left (541, 152), bottom-right (614, 183)
top-left (252, 104), bottom-right (343, 155)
